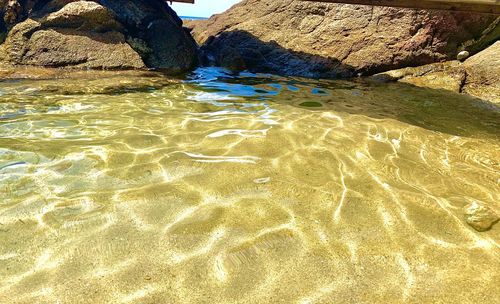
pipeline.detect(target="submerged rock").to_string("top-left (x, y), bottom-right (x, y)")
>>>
top-left (464, 202), bottom-right (499, 232)
top-left (0, 0), bottom-right (197, 73)
top-left (189, 0), bottom-right (498, 78)
top-left (373, 42), bottom-right (500, 103)
top-left (0, 62), bottom-right (177, 94)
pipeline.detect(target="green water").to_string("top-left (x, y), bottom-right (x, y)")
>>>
top-left (0, 68), bottom-right (499, 303)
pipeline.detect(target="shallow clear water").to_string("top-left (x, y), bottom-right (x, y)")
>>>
top-left (0, 67), bottom-right (499, 303)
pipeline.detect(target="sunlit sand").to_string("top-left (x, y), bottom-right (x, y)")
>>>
top-left (0, 68), bottom-right (498, 303)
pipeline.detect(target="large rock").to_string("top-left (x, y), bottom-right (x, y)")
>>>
top-left (22, 28), bottom-right (145, 68)
top-left (374, 42), bottom-right (500, 103)
top-left (189, 0), bottom-right (498, 78)
top-left (0, 1), bottom-right (144, 69)
top-left (462, 41), bottom-right (500, 102)
top-left (43, 1), bottom-right (122, 31)
top-left (0, 0), bottom-right (198, 72)
top-left (98, 0), bottom-right (198, 72)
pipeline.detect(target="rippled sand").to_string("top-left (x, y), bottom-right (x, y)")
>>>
top-left (0, 68), bottom-right (499, 303)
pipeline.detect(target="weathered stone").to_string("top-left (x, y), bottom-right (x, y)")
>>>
top-left (464, 202), bottom-right (499, 232)
top-left (1, 0), bottom-right (38, 27)
top-left (143, 18), bottom-right (197, 73)
top-left (189, 0), bottom-right (498, 78)
top-left (22, 29), bottom-right (145, 68)
top-left (126, 37), bottom-right (152, 57)
top-left (372, 61), bottom-right (467, 92)
top-left (98, 0), bottom-right (198, 72)
top-left (462, 41), bottom-right (500, 103)
top-left (373, 42), bottom-right (500, 103)
top-left (0, 18), bottom-right (41, 63)
top-left (0, 0), bottom-right (198, 72)
top-left (0, 1), bottom-right (135, 69)
top-left (0, 2), bottom-right (144, 69)
top-left (43, 1), bottom-right (122, 32)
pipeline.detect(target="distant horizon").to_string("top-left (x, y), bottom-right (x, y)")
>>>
top-left (179, 15), bottom-right (208, 20)
top-left (170, 0), bottom-right (241, 18)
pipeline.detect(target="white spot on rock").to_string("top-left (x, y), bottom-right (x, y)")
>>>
top-left (457, 51), bottom-right (470, 62)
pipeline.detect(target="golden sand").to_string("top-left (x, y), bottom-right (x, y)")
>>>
top-left (0, 68), bottom-right (498, 303)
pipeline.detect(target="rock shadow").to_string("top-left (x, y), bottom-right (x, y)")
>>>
top-left (192, 30), bottom-right (499, 138)
top-left (185, 67), bottom-right (500, 139)
top-left (198, 30), bottom-right (359, 79)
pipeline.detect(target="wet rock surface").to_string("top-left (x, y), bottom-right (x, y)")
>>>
top-left (464, 202), bottom-right (499, 232)
top-left (188, 0), bottom-right (498, 78)
top-left (0, 62), bottom-right (178, 94)
top-left (374, 42), bottom-right (500, 103)
top-left (0, 0), bottom-right (197, 72)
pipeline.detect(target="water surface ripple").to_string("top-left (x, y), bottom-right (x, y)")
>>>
top-left (0, 68), bottom-right (499, 303)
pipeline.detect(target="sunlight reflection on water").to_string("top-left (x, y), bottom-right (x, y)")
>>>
top-left (0, 67), bottom-right (499, 303)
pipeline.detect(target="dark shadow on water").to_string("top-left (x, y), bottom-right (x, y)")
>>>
top-left (184, 67), bottom-right (500, 139)
top-left (195, 29), bottom-right (499, 139)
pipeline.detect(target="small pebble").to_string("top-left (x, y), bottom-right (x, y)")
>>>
top-left (457, 51), bottom-right (470, 62)
top-left (254, 177), bottom-right (271, 184)
top-left (464, 202), bottom-right (499, 231)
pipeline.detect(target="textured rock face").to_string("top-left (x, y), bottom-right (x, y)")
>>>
top-left (43, 1), bottom-right (122, 31)
top-left (462, 41), bottom-right (500, 103)
top-left (0, 0), bottom-right (198, 72)
top-left (189, 0), bottom-right (498, 78)
top-left (98, 0), bottom-right (198, 72)
top-left (374, 42), bottom-right (500, 103)
top-left (0, 1), bottom-right (144, 69)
